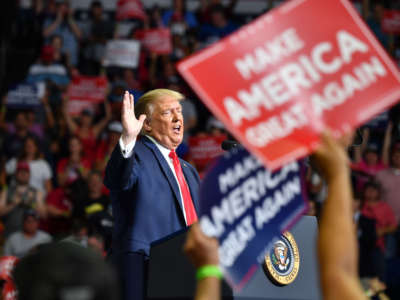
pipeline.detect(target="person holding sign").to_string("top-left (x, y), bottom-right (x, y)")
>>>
top-left (104, 90), bottom-right (200, 300)
top-left (184, 132), bottom-right (367, 300)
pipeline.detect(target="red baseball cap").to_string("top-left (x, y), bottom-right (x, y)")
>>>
top-left (40, 45), bottom-right (55, 62)
top-left (16, 161), bottom-right (30, 172)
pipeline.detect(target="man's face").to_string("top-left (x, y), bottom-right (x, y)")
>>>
top-left (392, 150), bottom-right (400, 169)
top-left (145, 96), bottom-right (184, 149)
top-left (23, 216), bottom-right (39, 235)
top-left (15, 113), bottom-right (28, 130)
top-left (16, 170), bottom-right (30, 185)
top-left (364, 186), bottom-right (379, 203)
top-left (88, 173), bottom-right (102, 193)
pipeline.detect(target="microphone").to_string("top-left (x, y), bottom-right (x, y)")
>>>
top-left (221, 140), bottom-right (239, 151)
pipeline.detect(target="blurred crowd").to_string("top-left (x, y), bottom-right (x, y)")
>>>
top-left (1, 0), bottom-right (400, 299)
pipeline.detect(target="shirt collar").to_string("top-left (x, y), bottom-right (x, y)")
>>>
top-left (145, 135), bottom-right (173, 160)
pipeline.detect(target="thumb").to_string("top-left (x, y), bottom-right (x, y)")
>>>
top-left (138, 114), bottom-right (147, 124)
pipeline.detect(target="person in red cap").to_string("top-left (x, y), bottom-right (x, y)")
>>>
top-left (0, 162), bottom-right (46, 238)
top-left (26, 45), bottom-right (69, 87)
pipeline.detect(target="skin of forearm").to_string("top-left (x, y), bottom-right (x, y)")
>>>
top-left (318, 170), bottom-right (358, 276)
top-left (0, 202), bottom-right (18, 216)
top-left (195, 277), bottom-right (220, 300)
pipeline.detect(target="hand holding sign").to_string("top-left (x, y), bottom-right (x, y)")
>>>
top-left (312, 131), bottom-right (352, 181)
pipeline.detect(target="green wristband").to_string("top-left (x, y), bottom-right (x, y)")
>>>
top-left (196, 265), bottom-right (223, 281)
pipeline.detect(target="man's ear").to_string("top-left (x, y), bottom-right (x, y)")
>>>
top-left (143, 118), bottom-right (151, 133)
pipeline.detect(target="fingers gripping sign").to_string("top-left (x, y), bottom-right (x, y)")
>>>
top-left (121, 91), bottom-right (146, 146)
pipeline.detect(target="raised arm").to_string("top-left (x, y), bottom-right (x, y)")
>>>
top-left (34, 190), bottom-right (47, 218)
top-left (43, 13), bottom-right (63, 38)
top-left (104, 92), bottom-right (146, 191)
top-left (0, 189), bottom-right (21, 217)
top-left (41, 90), bottom-right (55, 129)
top-left (92, 101), bottom-right (112, 138)
top-left (62, 95), bottom-right (78, 134)
top-left (381, 121), bottom-right (393, 166)
top-left (184, 223), bottom-right (221, 300)
top-left (314, 132), bottom-right (367, 300)
top-left (67, 8), bottom-right (82, 40)
top-left (353, 127), bottom-right (369, 164)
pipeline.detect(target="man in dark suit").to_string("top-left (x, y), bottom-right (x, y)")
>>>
top-left (104, 89), bottom-right (200, 300)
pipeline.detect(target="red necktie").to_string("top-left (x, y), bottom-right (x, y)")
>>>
top-left (169, 150), bottom-right (198, 226)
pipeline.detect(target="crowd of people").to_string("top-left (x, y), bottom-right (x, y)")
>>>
top-left (1, 0), bottom-right (400, 299)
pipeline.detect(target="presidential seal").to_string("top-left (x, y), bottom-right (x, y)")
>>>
top-left (263, 231), bottom-right (300, 285)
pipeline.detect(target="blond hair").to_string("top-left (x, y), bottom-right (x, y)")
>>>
top-left (134, 89), bottom-right (185, 119)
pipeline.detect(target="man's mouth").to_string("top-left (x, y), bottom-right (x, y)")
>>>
top-left (173, 125), bottom-right (181, 134)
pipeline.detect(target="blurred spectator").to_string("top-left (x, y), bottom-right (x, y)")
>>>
top-left (352, 123), bottom-right (392, 191)
top-left (88, 232), bottom-right (106, 257)
top-left (196, 0), bottom-right (238, 24)
top-left (94, 121), bottom-right (123, 172)
top-left (41, 181), bottom-right (73, 237)
top-left (63, 219), bottom-right (89, 247)
top-left (49, 34), bottom-right (70, 68)
top-left (3, 210), bottom-right (52, 258)
top-left (56, 136), bottom-right (92, 186)
top-left (62, 96), bottom-right (112, 158)
top-left (84, 171), bottom-right (110, 218)
top-left (375, 145), bottom-right (400, 221)
top-left (3, 112), bottom-right (39, 160)
top-left (26, 45), bottom-right (70, 87)
top-left (0, 162), bottom-right (46, 238)
top-left (363, 0), bottom-right (393, 53)
top-left (42, 0), bottom-right (82, 66)
top-left (361, 181), bottom-right (397, 278)
top-left (353, 195), bottom-right (380, 278)
top-left (81, 0), bottom-right (114, 75)
top-left (145, 5), bottom-right (163, 29)
top-left (162, 0), bottom-right (198, 35)
top-left (305, 199), bottom-right (318, 217)
top-left (13, 242), bottom-right (119, 300)
top-left (199, 4), bottom-right (238, 46)
top-left (5, 136), bottom-right (52, 195)
top-left (206, 117), bottom-right (226, 137)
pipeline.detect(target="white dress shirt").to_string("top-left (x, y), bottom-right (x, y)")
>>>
top-left (119, 136), bottom-right (188, 224)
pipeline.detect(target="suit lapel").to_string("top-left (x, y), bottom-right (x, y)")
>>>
top-left (181, 160), bottom-right (200, 213)
top-left (141, 137), bottom-right (185, 214)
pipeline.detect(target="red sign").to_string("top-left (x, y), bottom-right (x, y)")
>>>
top-left (382, 10), bottom-right (400, 33)
top-left (188, 134), bottom-right (227, 171)
top-left (116, 0), bottom-right (146, 21)
top-left (139, 28), bottom-right (172, 55)
top-left (178, 0), bottom-right (400, 170)
top-left (66, 76), bottom-right (108, 115)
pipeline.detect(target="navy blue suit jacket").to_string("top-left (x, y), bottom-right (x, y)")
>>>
top-left (104, 136), bottom-right (200, 256)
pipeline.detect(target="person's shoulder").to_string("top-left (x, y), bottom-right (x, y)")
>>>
top-left (36, 230), bottom-right (52, 241)
top-left (375, 168), bottom-right (390, 178)
top-left (6, 232), bottom-right (23, 243)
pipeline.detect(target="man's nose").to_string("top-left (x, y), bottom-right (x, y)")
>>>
top-left (172, 110), bottom-right (182, 121)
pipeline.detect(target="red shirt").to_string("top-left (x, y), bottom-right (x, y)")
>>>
top-left (40, 187), bottom-right (72, 235)
top-left (362, 201), bottom-right (397, 251)
top-left (57, 157), bottom-right (92, 182)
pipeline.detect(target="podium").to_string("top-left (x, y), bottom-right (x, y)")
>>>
top-left (147, 216), bottom-right (321, 300)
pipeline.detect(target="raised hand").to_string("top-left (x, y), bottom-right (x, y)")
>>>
top-left (312, 131), bottom-right (352, 181)
top-left (121, 91), bottom-right (146, 146)
top-left (184, 223), bottom-right (219, 269)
